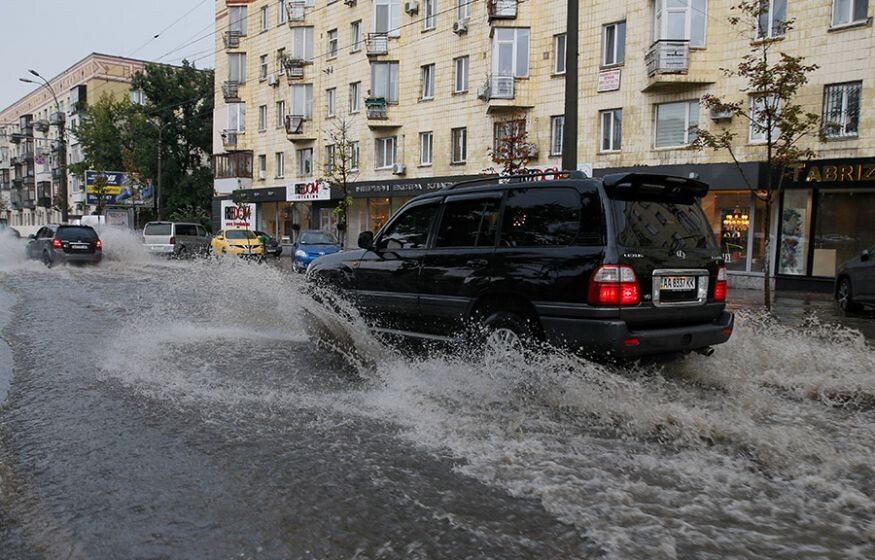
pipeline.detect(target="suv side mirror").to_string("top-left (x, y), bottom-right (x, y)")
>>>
top-left (358, 231), bottom-right (374, 250)
top-left (862, 250), bottom-right (870, 262)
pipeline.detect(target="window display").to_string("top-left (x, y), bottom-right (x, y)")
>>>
top-left (700, 192), bottom-right (766, 273)
top-left (813, 190), bottom-right (875, 277)
top-left (779, 190), bottom-right (810, 276)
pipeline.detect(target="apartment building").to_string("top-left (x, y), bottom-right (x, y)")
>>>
top-left (0, 53), bottom-right (147, 234)
top-left (213, 0), bottom-right (873, 291)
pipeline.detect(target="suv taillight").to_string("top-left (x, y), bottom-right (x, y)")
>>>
top-left (51, 238), bottom-right (62, 249)
top-left (588, 265), bottom-right (640, 306)
top-left (95, 239), bottom-right (103, 251)
top-left (169, 236), bottom-right (176, 245)
top-left (714, 266), bottom-right (728, 302)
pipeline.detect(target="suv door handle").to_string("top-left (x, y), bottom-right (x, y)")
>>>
top-left (466, 259), bottom-right (489, 268)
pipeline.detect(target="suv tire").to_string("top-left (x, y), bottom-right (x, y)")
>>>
top-left (42, 251), bottom-right (53, 268)
top-left (482, 311), bottom-right (536, 353)
top-left (837, 277), bottom-right (862, 313)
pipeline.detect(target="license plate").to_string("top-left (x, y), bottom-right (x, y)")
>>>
top-left (660, 276), bottom-right (696, 291)
top-left (72, 243), bottom-right (89, 250)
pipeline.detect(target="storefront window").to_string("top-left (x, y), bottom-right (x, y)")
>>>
top-left (701, 191), bottom-right (767, 273)
top-left (779, 190), bottom-right (811, 276)
top-left (369, 197), bottom-right (391, 232)
top-left (813, 190), bottom-right (875, 277)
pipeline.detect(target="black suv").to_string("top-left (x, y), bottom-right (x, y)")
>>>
top-left (307, 172), bottom-right (733, 358)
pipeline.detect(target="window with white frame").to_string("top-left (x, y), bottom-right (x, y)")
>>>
top-left (600, 109), bottom-right (622, 151)
top-left (350, 81), bottom-right (361, 112)
top-left (832, 0), bottom-right (868, 26)
top-left (259, 54), bottom-right (268, 80)
top-left (550, 116), bottom-right (564, 156)
top-left (260, 6), bottom-right (269, 31)
top-left (228, 103), bottom-right (246, 132)
top-left (228, 53), bottom-right (246, 83)
top-left (350, 20), bottom-right (362, 51)
top-left (602, 21), bottom-right (626, 66)
top-left (258, 105), bottom-right (268, 131)
top-left (420, 131), bottom-right (433, 165)
top-left (421, 64), bottom-right (435, 100)
top-left (327, 29), bottom-right (338, 58)
top-left (822, 81), bottom-right (862, 138)
top-left (376, 137), bottom-right (397, 169)
top-left (325, 144), bottom-right (336, 173)
top-left (276, 48), bottom-right (286, 74)
top-left (493, 28), bottom-right (530, 78)
top-left (454, 56), bottom-right (469, 92)
top-left (749, 94), bottom-right (780, 143)
top-left (258, 154), bottom-right (267, 179)
top-left (277, 0), bottom-right (286, 25)
top-left (554, 34), bottom-right (567, 74)
top-left (291, 27), bottom-right (314, 61)
top-left (756, 0), bottom-right (786, 38)
top-left (291, 84), bottom-right (314, 119)
top-left (275, 151), bottom-right (285, 178)
top-left (374, 0), bottom-right (401, 36)
top-left (457, 0), bottom-right (471, 20)
top-left (297, 148), bottom-right (313, 176)
top-left (371, 62), bottom-right (400, 102)
top-left (349, 141), bottom-right (360, 170)
top-left (655, 101), bottom-right (698, 148)
top-left (451, 127), bottom-right (467, 163)
top-left (276, 100), bottom-right (285, 127)
top-left (229, 6), bottom-right (247, 35)
top-left (424, 0), bottom-right (437, 29)
top-left (494, 119), bottom-right (526, 153)
top-left (327, 88), bottom-right (336, 117)
top-left (653, 0), bottom-right (707, 47)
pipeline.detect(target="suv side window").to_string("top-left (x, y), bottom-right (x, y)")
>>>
top-left (378, 204), bottom-right (438, 250)
top-left (176, 224), bottom-right (197, 236)
top-left (37, 227), bottom-right (49, 238)
top-left (435, 198), bottom-right (500, 248)
top-left (500, 187), bottom-right (602, 247)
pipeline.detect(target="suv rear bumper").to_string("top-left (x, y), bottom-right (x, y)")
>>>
top-left (540, 311), bottom-right (734, 358)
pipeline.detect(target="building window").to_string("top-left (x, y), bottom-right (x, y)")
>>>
top-left (229, 6), bottom-right (247, 35)
top-left (456, 0), bottom-right (471, 20)
top-left (275, 151), bottom-right (285, 178)
top-left (376, 136), bottom-right (397, 169)
top-left (554, 34), bottom-right (567, 74)
top-left (832, 0), bottom-right (868, 26)
top-left (749, 94), bottom-right (780, 143)
top-left (130, 89), bottom-right (147, 105)
top-left (349, 141), bottom-right (360, 171)
top-left (259, 54), bottom-right (268, 80)
top-left (550, 116), bottom-right (564, 156)
top-left (228, 53), bottom-right (247, 83)
top-left (325, 144), bottom-right (336, 173)
top-left (350, 20), bottom-right (362, 51)
top-left (260, 5), bottom-right (269, 32)
top-left (822, 81), bottom-right (862, 138)
top-left (371, 62), bottom-right (400, 102)
top-left (420, 131), bottom-right (433, 166)
top-left (258, 105), bottom-right (268, 131)
top-left (494, 119), bottom-right (526, 154)
top-left (258, 154), bottom-right (267, 180)
top-left (374, 0), bottom-right (401, 37)
top-left (291, 27), bottom-right (314, 61)
top-left (421, 64), bottom-right (435, 100)
top-left (756, 0), bottom-right (786, 38)
top-left (297, 148), bottom-right (313, 176)
top-left (602, 21), bottom-right (626, 66)
top-left (276, 100), bottom-right (286, 128)
top-left (277, 0), bottom-right (286, 25)
top-left (326, 88), bottom-right (337, 117)
top-left (451, 127), bottom-right (467, 163)
top-left (276, 48), bottom-right (286, 74)
top-left (291, 84), bottom-right (314, 119)
top-left (653, 0), bottom-right (707, 47)
top-left (424, 0), bottom-right (437, 29)
top-left (350, 81), bottom-right (361, 113)
top-left (228, 103), bottom-right (246, 132)
top-left (600, 109), bottom-right (622, 151)
top-left (327, 29), bottom-right (339, 59)
top-left (454, 56), bottom-right (469, 93)
top-left (492, 28), bottom-right (530, 78)
top-left (655, 101), bottom-right (698, 148)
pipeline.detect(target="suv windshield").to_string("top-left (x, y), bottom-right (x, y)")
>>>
top-left (57, 226), bottom-right (98, 242)
top-left (144, 223), bottom-right (172, 236)
top-left (613, 200), bottom-right (717, 251)
top-left (226, 230), bottom-right (258, 240)
top-left (300, 232), bottom-right (337, 245)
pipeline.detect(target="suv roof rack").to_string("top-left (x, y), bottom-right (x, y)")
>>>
top-left (602, 173), bottom-right (709, 199)
top-left (445, 170), bottom-right (589, 191)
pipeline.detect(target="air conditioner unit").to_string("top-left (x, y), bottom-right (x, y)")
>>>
top-left (452, 20), bottom-right (468, 35)
top-left (392, 163), bottom-right (406, 175)
top-left (709, 108), bottom-right (734, 121)
top-left (267, 74), bottom-right (279, 87)
top-left (404, 1), bottom-right (419, 14)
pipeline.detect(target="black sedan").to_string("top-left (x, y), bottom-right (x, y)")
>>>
top-left (835, 245), bottom-right (875, 312)
top-left (255, 231), bottom-right (283, 258)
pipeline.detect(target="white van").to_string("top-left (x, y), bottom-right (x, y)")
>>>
top-left (142, 222), bottom-right (211, 257)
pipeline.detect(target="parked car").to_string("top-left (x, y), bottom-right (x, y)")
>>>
top-left (142, 221), bottom-right (211, 257)
top-left (307, 172), bottom-right (734, 359)
top-left (835, 245), bottom-right (875, 312)
top-left (254, 230), bottom-right (283, 258)
top-left (211, 228), bottom-right (265, 258)
top-left (25, 224), bottom-right (102, 267)
top-left (292, 230), bottom-right (342, 273)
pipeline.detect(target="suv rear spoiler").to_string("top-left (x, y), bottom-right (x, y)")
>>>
top-left (602, 173), bottom-right (710, 201)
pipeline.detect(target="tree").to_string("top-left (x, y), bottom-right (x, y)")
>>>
top-left (690, 0), bottom-right (821, 310)
top-left (322, 117), bottom-right (359, 246)
top-left (91, 172), bottom-right (111, 216)
top-left (487, 112), bottom-right (538, 176)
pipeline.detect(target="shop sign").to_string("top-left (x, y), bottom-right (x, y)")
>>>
top-left (220, 199), bottom-right (257, 230)
top-left (597, 69), bottom-right (621, 93)
top-left (786, 159), bottom-right (875, 187)
top-left (351, 176), bottom-right (470, 197)
top-left (288, 180), bottom-right (330, 201)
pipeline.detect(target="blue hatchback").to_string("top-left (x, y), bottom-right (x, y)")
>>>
top-left (292, 230), bottom-right (342, 273)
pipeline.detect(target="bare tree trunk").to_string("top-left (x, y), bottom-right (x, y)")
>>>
top-left (762, 196), bottom-right (772, 311)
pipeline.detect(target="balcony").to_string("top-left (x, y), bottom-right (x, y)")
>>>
top-left (223, 30), bottom-right (242, 49)
top-left (366, 33), bottom-right (389, 56)
top-left (488, 0), bottom-right (517, 19)
top-left (643, 40), bottom-right (716, 92)
top-left (21, 150), bottom-right (34, 163)
top-left (213, 150), bottom-right (253, 194)
top-left (34, 120), bottom-right (50, 133)
top-left (286, 1), bottom-right (306, 23)
top-left (37, 182), bottom-right (52, 208)
top-left (22, 198), bottom-right (36, 210)
top-left (282, 58), bottom-right (306, 81)
top-left (221, 130), bottom-right (241, 148)
top-left (222, 81), bottom-right (241, 101)
top-left (0, 182), bottom-right (10, 191)
top-left (365, 97), bottom-right (388, 120)
top-left (490, 75), bottom-right (515, 99)
top-left (285, 115), bottom-right (317, 140)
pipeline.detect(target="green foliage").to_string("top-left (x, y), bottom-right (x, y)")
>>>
top-left (167, 205), bottom-right (212, 230)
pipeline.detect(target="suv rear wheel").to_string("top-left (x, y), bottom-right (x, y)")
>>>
top-left (482, 311), bottom-right (536, 353)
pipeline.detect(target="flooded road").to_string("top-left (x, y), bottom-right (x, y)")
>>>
top-left (1, 233), bottom-right (874, 559)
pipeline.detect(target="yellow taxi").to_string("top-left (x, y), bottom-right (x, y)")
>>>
top-left (210, 228), bottom-right (265, 257)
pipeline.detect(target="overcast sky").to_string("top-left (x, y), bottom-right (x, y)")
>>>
top-left (0, 0), bottom-right (216, 111)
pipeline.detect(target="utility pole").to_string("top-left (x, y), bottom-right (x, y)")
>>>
top-left (561, 0), bottom-right (579, 172)
top-left (156, 125), bottom-right (162, 220)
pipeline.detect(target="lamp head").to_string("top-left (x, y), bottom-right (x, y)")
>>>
top-left (28, 69), bottom-right (40, 77)
top-left (18, 78), bottom-right (35, 84)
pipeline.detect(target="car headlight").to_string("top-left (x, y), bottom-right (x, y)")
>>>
top-left (295, 249), bottom-right (307, 258)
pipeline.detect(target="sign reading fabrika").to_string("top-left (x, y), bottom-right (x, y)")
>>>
top-left (85, 170), bottom-right (154, 206)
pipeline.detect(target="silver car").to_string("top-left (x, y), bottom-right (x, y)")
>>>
top-left (143, 222), bottom-right (211, 257)
top-left (26, 224), bottom-right (103, 266)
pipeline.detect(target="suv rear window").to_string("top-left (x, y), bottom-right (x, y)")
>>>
top-left (144, 223), bottom-right (172, 236)
top-left (613, 200), bottom-right (717, 251)
top-left (499, 187), bottom-right (602, 247)
top-left (57, 226), bottom-right (98, 242)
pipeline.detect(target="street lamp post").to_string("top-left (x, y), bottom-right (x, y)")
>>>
top-left (561, 0), bottom-right (580, 172)
top-left (20, 70), bottom-right (68, 222)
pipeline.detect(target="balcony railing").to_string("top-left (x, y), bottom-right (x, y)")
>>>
top-left (490, 75), bottom-right (515, 99)
top-left (223, 30), bottom-right (242, 49)
top-left (222, 81), bottom-right (241, 101)
top-left (212, 151), bottom-right (253, 179)
top-left (283, 59), bottom-right (306, 80)
top-left (285, 114), bottom-right (306, 135)
top-left (365, 97), bottom-right (388, 119)
top-left (366, 33), bottom-right (389, 56)
top-left (0, 181), bottom-right (10, 191)
top-left (222, 130), bottom-right (241, 148)
top-left (645, 40), bottom-right (689, 76)
top-left (286, 1), bottom-right (306, 22)
top-left (488, 0), bottom-right (518, 19)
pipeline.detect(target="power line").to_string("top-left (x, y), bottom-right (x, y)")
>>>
top-left (127, 0), bottom-right (212, 59)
